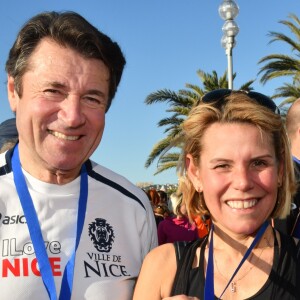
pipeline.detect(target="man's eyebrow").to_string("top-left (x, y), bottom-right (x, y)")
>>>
top-left (85, 89), bottom-right (106, 97)
top-left (44, 81), bottom-right (67, 89)
top-left (43, 82), bottom-right (106, 96)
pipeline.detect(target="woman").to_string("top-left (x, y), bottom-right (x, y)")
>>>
top-left (158, 193), bottom-right (198, 245)
top-left (133, 90), bottom-right (300, 300)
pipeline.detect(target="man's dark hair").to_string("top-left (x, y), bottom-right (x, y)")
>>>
top-left (5, 11), bottom-right (126, 111)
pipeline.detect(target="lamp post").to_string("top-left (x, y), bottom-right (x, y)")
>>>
top-left (219, 0), bottom-right (239, 89)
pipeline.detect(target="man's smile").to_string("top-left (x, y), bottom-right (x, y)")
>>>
top-left (48, 130), bottom-right (81, 141)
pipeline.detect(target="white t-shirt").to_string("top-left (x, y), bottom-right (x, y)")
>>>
top-left (0, 151), bottom-right (158, 300)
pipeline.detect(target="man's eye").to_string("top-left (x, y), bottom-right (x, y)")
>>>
top-left (43, 89), bottom-right (66, 101)
top-left (82, 96), bottom-right (106, 109)
top-left (86, 97), bottom-right (100, 104)
top-left (44, 89), bottom-right (64, 97)
top-left (44, 89), bottom-right (60, 94)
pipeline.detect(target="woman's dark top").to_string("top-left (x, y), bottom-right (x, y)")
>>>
top-left (171, 230), bottom-right (300, 299)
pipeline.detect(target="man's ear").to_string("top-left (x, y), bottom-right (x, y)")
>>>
top-left (7, 75), bottom-right (19, 112)
top-left (186, 154), bottom-right (203, 192)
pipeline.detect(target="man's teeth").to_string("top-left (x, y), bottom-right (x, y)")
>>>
top-left (50, 131), bottom-right (80, 141)
top-left (226, 199), bottom-right (258, 209)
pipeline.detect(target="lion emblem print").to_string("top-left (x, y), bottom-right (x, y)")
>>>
top-left (88, 218), bottom-right (115, 252)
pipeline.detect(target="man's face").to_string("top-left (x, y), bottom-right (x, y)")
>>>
top-left (7, 38), bottom-right (110, 183)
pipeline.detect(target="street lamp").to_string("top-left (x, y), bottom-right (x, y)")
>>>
top-left (219, 0), bottom-right (239, 89)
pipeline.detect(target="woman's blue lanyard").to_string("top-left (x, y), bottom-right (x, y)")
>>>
top-left (204, 220), bottom-right (268, 300)
top-left (11, 144), bottom-right (88, 300)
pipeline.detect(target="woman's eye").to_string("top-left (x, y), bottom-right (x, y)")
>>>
top-left (253, 160), bottom-right (267, 167)
top-left (215, 164), bottom-right (229, 169)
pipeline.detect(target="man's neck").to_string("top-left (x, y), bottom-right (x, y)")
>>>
top-left (17, 147), bottom-right (81, 185)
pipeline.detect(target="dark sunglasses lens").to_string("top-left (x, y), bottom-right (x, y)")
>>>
top-left (202, 89), bottom-right (231, 103)
top-left (247, 92), bottom-right (279, 114)
top-left (201, 89), bottom-right (279, 114)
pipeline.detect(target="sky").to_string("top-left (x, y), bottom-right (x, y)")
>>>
top-left (0, 1), bottom-right (299, 186)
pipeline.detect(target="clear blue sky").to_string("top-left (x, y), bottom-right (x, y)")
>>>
top-left (0, 1), bottom-right (299, 185)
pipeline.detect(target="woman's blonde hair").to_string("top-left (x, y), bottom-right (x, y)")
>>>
top-left (177, 92), bottom-right (296, 221)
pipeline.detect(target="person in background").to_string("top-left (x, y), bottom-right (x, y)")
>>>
top-left (157, 189), bottom-right (168, 205)
top-left (177, 178), bottom-right (211, 239)
top-left (147, 188), bottom-right (161, 206)
top-left (0, 118), bottom-right (18, 153)
top-left (153, 204), bottom-right (170, 227)
top-left (273, 98), bottom-right (300, 238)
top-left (0, 11), bottom-right (157, 300)
top-left (146, 188), bottom-right (169, 226)
top-left (157, 189), bottom-right (171, 219)
top-left (133, 89), bottom-right (300, 300)
top-left (192, 214), bottom-right (211, 238)
top-left (157, 192), bottom-right (198, 245)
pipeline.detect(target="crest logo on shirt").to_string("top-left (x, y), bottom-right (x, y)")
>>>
top-left (88, 218), bottom-right (115, 252)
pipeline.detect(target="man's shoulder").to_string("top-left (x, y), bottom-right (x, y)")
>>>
top-left (88, 160), bottom-right (150, 210)
top-left (89, 160), bottom-right (138, 190)
top-left (0, 150), bottom-right (12, 176)
top-left (0, 151), bottom-right (7, 167)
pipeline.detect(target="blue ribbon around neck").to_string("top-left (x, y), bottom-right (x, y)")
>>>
top-left (204, 220), bottom-right (268, 300)
top-left (12, 144), bottom-right (88, 300)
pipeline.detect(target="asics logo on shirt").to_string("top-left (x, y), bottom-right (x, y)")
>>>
top-left (0, 213), bottom-right (26, 225)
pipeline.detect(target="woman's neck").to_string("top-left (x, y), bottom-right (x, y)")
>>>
top-left (211, 223), bottom-right (272, 257)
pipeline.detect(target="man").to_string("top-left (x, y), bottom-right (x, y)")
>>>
top-left (0, 11), bottom-right (157, 300)
top-left (274, 98), bottom-right (300, 238)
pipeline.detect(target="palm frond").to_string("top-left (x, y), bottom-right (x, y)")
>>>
top-left (144, 69), bottom-right (254, 176)
top-left (258, 14), bottom-right (300, 86)
top-left (145, 89), bottom-right (189, 106)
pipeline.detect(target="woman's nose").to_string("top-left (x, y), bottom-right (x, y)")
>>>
top-left (232, 166), bottom-right (254, 191)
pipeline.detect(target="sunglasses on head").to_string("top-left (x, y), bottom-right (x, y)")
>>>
top-left (201, 89), bottom-right (280, 115)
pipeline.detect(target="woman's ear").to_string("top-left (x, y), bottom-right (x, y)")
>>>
top-left (7, 75), bottom-right (19, 112)
top-left (186, 154), bottom-right (203, 192)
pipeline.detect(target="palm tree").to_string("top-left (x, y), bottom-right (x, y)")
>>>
top-left (258, 14), bottom-right (300, 106)
top-left (145, 69), bottom-right (254, 175)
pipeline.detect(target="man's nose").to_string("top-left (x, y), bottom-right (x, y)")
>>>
top-left (58, 95), bottom-right (86, 127)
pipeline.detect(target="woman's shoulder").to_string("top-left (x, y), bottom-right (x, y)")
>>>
top-left (144, 242), bottom-right (177, 264)
top-left (140, 243), bottom-right (178, 297)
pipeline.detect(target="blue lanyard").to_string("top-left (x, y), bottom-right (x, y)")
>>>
top-left (12, 144), bottom-right (88, 300)
top-left (204, 220), bottom-right (268, 300)
top-left (292, 156), bottom-right (300, 165)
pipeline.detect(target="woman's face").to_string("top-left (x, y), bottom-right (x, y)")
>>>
top-left (187, 122), bottom-right (283, 235)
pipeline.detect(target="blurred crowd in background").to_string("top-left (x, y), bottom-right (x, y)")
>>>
top-left (145, 187), bottom-right (211, 245)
